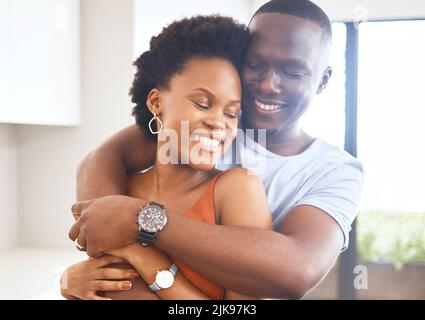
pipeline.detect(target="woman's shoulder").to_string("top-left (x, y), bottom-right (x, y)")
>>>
top-left (215, 167), bottom-right (262, 192)
top-left (214, 167), bottom-right (271, 228)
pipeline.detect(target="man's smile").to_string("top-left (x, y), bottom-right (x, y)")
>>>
top-left (254, 98), bottom-right (288, 112)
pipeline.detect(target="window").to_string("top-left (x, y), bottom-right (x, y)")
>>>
top-left (357, 20), bottom-right (425, 269)
top-left (306, 20), bottom-right (425, 300)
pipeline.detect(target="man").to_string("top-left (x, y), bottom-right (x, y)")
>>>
top-left (69, 0), bottom-right (364, 299)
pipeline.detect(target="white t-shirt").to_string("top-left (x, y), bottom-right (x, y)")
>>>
top-left (217, 133), bottom-right (365, 251)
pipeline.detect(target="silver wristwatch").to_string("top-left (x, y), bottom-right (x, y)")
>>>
top-left (137, 202), bottom-right (167, 246)
top-left (149, 264), bottom-right (178, 292)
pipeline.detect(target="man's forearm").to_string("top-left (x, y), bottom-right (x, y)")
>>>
top-left (155, 213), bottom-right (313, 299)
top-left (76, 149), bottom-right (128, 200)
top-left (76, 125), bottom-right (156, 201)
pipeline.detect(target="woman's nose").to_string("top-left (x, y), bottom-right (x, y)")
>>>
top-left (203, 111), bottom-right (226, 130)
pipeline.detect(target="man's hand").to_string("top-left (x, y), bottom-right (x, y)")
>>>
top-left (60, 255), bottom-right (139, 300)
top-left (68, 195), bottom-right (147, 257)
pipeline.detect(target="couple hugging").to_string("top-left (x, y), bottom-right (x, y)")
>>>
top-left (62, 0), bottom-right (364, 300)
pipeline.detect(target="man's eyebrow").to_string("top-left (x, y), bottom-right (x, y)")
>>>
top-left (281, 59), bottom-right (310, 69)
top-left (248, 51), bottom-right (309, 70)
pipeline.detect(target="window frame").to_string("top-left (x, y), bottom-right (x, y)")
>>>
top-left (337, 18), bottom-right (425, 300)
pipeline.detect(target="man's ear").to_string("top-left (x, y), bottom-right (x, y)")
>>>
top-left (146, 88), bottom-right (162, 115)
top-left (317, 66), bottom-right (333, 94)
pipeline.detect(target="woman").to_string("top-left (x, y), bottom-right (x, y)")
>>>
top-left (61, 15), bottom-right (272, 300)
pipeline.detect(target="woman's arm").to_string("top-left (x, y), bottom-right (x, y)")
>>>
top-left (215, 168), bottom-right (273, 300)
top-left (107, 244), bottom-right (211, 300)
top-left (77, 125), bottom-right (156, 200)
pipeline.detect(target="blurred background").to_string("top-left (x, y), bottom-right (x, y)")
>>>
top-left (0, 0), bottom-right (424, 299)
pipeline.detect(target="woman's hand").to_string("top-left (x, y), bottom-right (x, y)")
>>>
top-left (60, 255), bottom-right (139, 300)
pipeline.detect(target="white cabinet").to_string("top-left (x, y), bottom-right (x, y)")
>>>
top-left (0, 0), bottom-right (80, 126)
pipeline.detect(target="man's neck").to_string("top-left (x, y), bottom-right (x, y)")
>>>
top-left (264, 126), bottom-right (315, 157)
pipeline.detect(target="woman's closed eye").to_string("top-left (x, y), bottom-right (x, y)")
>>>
top-left (224, 109), bottom-right (240, 119)
top-left (193, 101), bottom-right (209, 111)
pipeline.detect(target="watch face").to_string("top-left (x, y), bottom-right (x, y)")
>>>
top-left (156, 270), bottom-right (174, 289)
top-left (138, 204), bottom-right (167, 233)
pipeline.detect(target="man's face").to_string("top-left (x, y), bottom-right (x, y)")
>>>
top-left (242, 13), bottom-right (331, 133)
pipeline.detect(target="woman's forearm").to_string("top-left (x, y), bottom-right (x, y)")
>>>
top-left (129, 249), bottom-right (210, 300)
top-left (104, 277), bottom-right (159, 300)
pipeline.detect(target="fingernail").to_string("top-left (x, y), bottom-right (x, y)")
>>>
top-left (125, 282), bottom-right (132, 289)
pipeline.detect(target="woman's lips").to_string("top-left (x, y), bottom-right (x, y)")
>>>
top-left (191, 134), bottom-right (222, 153)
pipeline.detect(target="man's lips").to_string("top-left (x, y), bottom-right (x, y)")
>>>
top-left (253, 98), bottom-right (288, 112)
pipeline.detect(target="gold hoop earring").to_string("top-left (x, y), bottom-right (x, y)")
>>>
top-left (148, 113), bottom-right (163, 134)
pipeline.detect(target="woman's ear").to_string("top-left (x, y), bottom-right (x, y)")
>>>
top-left (146, 88), bottom-right (162, 115)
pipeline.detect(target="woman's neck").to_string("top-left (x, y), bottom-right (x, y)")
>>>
top-left (146, 160), bottom-right (213, 197)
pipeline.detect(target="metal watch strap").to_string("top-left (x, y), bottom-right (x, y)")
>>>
top-left (169, 263), bottom-right (178, 276)
top-left (148, 264), bottom-right (178, 292)
top-left (149, 282), bottom-right (161, 292)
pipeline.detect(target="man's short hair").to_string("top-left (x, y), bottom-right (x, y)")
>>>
top-left (251, 0), bottom-right (332, 45)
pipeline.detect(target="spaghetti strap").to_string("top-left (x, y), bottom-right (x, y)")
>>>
top-left (182, 170), bottom-right (227, 219)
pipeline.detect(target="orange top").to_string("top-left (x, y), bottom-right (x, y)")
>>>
top-left (170, 171), bottom-right (226, 300)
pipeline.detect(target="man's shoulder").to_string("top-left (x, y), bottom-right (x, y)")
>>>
top-left (309, 138), bottom-right (364, 174)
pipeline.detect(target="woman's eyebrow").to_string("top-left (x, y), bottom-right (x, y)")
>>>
top-left (191, 87), bottom-right (213, 97)
top-left (227, 99), bottom-right (241, 106)
top-left (192, 88), bottom-right (241, 105)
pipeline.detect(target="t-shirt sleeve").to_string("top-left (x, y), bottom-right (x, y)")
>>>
top-left (294, 160), bottom-right (365, 251)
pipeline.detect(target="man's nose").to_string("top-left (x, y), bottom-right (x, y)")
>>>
top-left (257, 69), bottom-right (282, 95)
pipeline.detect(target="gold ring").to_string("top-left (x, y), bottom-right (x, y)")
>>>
top-left (74, 238), bottom-right (85, 250)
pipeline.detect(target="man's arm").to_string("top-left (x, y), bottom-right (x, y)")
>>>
top-left (77, 124), bottom-right (156, 200)
top-left (155, 205), bottom-right (343, 299)
top-left (70, 198), bottom-right (343, 298)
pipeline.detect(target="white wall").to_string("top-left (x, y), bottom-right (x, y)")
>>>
top-left (0, 0), bottom-right (81, 126)
top-left (250, 0), bottom-right (425, 21)
top-left (0, 125), bottom-right (18, 250)
top-left (134, 0), bottom-right (251, 55)
top-left (17, 0), bottom-right (135, 249)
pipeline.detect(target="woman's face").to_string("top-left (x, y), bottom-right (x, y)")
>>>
top-left (149, 57), bottom-right (241, 171)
